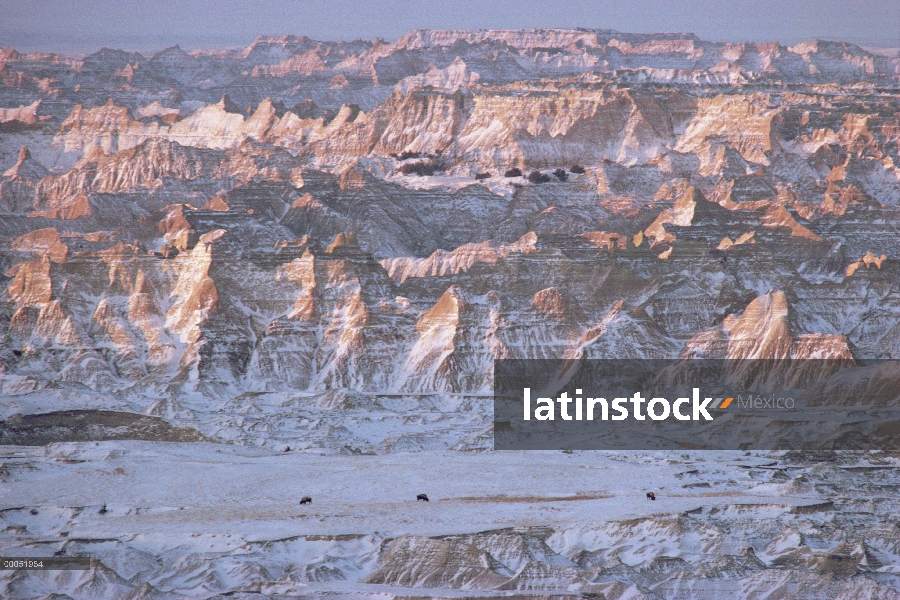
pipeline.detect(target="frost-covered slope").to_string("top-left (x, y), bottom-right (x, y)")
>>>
top-left (2, 28), bottom-right (900, 600)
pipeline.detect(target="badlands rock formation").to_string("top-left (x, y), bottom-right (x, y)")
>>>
top-left (1, 28), bottom-right (900, 599)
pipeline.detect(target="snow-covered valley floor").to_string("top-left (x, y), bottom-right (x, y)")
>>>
top-left (2, 443), bottom-right (900, 598)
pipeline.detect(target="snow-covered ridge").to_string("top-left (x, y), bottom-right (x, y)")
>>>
top-left (2, 27), bottom-right (900, 600)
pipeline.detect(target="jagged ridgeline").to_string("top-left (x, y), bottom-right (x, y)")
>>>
top-left (0, 28), bottom-right (898, 417)
top-left (3, 27), bottom-right (900, 600)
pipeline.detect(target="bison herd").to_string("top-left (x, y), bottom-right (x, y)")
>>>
top-left (297, 493), bottom-right (430, 504)
top-left (296, 492), bottom-right (657, 504)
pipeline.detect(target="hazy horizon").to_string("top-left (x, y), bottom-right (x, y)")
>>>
top-left (0, 0), bottom-right (898, 56)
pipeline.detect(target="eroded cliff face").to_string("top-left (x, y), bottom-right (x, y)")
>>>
top-left (2, 28), bottom-right (900, 600)
top-left (0, 146), bottom-right (48, 213)
top-left (46, 88), bottom-right (695, 172)
top-left (1, 27), bottom-right (899, 403)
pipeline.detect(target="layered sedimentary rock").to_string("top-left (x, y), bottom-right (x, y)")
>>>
top-left (1, 28), bottom-right (900, 600)
top-left (0, 27), bottom-right (897, 409)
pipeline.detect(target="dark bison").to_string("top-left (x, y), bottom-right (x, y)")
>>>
top-left (528, 170), bottom-right (551, 184)
top-left (504, 168), bottom-right (523, 178)
top-left (300, 496), bottom-right (312, 505)
top-left (475, 172), bottom-right (491, 180)
top-left (646, 492), bottom-right (656, 501)
top-left (417, 494), bottom-right (429, 502)
top-left (98, 504), bottom-right (108, 514)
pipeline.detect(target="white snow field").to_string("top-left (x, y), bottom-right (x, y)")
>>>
top-left (2, 24), bottom-right (900, 600)
top-left (2, 442), bottom-right (900, 598)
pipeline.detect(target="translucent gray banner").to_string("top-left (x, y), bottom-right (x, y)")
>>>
top-left (493, 359), bottom-right (900, 450)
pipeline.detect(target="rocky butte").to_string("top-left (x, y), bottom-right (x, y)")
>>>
top-left (1, 28), bottom-right (900, 599)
